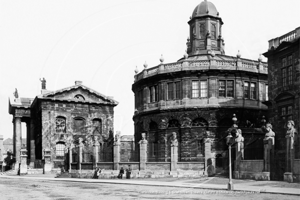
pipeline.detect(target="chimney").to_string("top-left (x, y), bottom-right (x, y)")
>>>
top-left (40, 78), bottom-right (46, 90)
top-left (75, 81), bottom-right (82, 85)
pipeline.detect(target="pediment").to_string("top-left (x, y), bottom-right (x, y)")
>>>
top-left (40, 85), bottom-right (118, 105)
top-left (274, 91), bottom-right (295, 102)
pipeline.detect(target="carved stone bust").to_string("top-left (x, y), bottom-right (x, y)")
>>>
top-left (171, 132), bottom-right (178, 147)
top-left (139, 132), bottom-right (148, 144)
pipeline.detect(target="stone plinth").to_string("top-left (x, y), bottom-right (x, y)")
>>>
top-left (284, 172), bottom-right (293, 183)
top-left (171, 145), bottom-right (178, 171)
top-left (139, 141), bottom-right (147, 170)
top-left (19, 148), bottom-right (27, 175)
top-left (43, 148), bottom-right (52, 174)
top-left (113, 143), bottom-right (120, 170)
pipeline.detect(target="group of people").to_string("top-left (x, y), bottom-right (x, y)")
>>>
top-left (93, 165), bottom-right (132, 179)
top-left (117, 165), bottom-right (132, 179)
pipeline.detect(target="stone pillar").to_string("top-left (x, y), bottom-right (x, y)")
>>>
top-left (139, 133), bottom-right (148, 170)
top-left (29, 119), bottom-right (35, 167)
top-left (204, 138), bottom-right (214, 176)
top-left (25, 121), bottom-right (30, 165)
top-left (93, 138), bottom-right (100, 169)
top-left (284, 136), bottom-right (294, 182)
top-left (19, 148), bottom-right (27, 175)
top-left (78, 138), bottom-right (84, 171)
top-left (170, 132), bottom-right (178, 171)
top-left (43, 148), bottom-right (51, 174)
top-left (68, 146), bottom-right (73, 173)
top-left (113, 135), bottom-right (121, 170)
top-left (0, 135), bottom-right (3, 162)
top-left (14, 117), bottom-right (22, 169)
top-left (234, 130), bottom-right (244, 179)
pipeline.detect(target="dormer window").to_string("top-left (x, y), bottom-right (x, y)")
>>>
top-left (74, 94), bottom-right (85, 101)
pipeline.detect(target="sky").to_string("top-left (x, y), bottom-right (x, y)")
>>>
top-left (0, 0), bottom-right (299, 140)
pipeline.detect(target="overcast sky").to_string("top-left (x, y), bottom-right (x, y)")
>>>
top-left (0, 0), bottom-right (299, 140)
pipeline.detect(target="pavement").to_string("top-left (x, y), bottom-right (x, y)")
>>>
top-left (1, 174), bottom-right (300, 196)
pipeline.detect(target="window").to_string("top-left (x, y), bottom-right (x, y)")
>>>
top-left (174, 82), bottom-right (181, 99)
top-left (227, 81), bottom-right (234, 97)
top-left (288, 66), bottom-right (293, 85)
top-left (192, 81), bottom-right (199, 98)
top-left (200, 24), bottom-right (205, 39)
top-left (211, 23), bottom-right (216, 39)
top-left (55, 142), bottom-right (65, 159)
top-left (287, 106), bottom-right (292, 115)
top-left (167, 83), bottom-right (173, 100)
top-left (250, 83), bottom-right (257, 99)
top-left (288, 55), bottom-right (293, 65)
top-left (244, 82), bottom-right (249, 98)
top-left (265, 85), bottom-right (269, 101)
top-left (282, 68), bottom-right (287, 87)
top-left (281, 107), bottom-right (286, 116)
top-left (200, 81), bottom-right (208, 97)
top-left (150, 85), bottom-right (158, 102)
top-left (74, 94), bottom-right (85, 101)
top-left (219, 80), bottom-right (225, 97)
top-left (281, 106), bottom-right (293, 120)
top-left (56, 116), bottom-right (66, 133)
top-left (73, 117), bottom-right (86, 133)
top-left (282, 57), bottom-right (287, 67)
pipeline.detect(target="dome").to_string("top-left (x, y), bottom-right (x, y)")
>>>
top-left (192, 0), bottom-right (219, 18)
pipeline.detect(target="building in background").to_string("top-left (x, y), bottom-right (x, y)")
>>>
top-left (263, 27), bottom-right (300, 179)
top-left (8, 80), bottom-right (118, 170)
top-left (132, 0), bottom-right (268, 172)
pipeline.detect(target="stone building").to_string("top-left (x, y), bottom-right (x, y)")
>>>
top-left (132, 0), bottom-right (268, 171)
top-left (8, 80), bottom-right (118, 170)
top-left (263, 27), bottom-right (300, 180)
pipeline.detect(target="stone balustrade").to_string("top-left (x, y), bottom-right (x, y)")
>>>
top-left (134, 58), bottom-right (267, 82)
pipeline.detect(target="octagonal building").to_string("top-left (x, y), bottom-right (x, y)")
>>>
top-left (132, 0), bottom-right (268, 170)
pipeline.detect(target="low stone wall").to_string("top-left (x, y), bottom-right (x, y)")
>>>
top-left (146, 162), bottom-right (170, 171)
top-left (96, 162), bottom-right (113, 170)
top-left (177, 162), bottom-right (204, 171)
top-left (69, 169), bottom-right (206, 179)
top-left (293, 159), bottom-right (300, 182)
top-left (27, 168), bottom-right (60, 175)
top-left (119, 162), bottom-right (139, 170)
top-left (234, 160), bottom-right (269, 180)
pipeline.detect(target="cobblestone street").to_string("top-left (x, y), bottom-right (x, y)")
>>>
top-left (0, 177), bottom-right (299, 200)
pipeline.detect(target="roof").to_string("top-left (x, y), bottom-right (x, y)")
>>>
top-left (192, 0), bottom-right (219, 19)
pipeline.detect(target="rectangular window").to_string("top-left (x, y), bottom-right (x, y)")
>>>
top-left (174, 82), bottom-right (181, 99)
top-left (288, 66), bottom-right (293, 85)
top-left (287, 106), bottom-right (292, 115)
top-left (150, 87), bottom-right (154, 102)
top-left (282, 57), bottom-right (287, 67)
top-left (167, 83), bottom-right (173, 100)
top-left (288, 55), bottom-right (293, 65)
top-left (250, 83), bottom-right (256, 99)
top-left (244, 82), bottom-right (249, 98)
top-left (200, 80), bottom-right (207, 97)
top-left (192, 81), bottom-right (199, 98)
top-left (282, 68), bottom-right (287, 87)
top-left (219, 80), bottom-right (226, 97)
top-left (281, 107), bottom-right (286, 116)
top-left (154, 85), bottom-right (158, 102)
top-left (227, 80), bottom-right (234, 97)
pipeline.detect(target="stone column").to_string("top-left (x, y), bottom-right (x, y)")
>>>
top-left (113, 135), bottom-right (121, 170)
top-left (170, 132), bottom-right (178, 171)
top-left (43, 148), bottom-right (51, 174)
top-left (204, 138), bottom-right (214, 176)
top-left (139, 133), bottom-right (148, 170)
top-left (93, 137), bottom-right (100, 169)
top-left (78, 138), bottom-right (84, 171)
top-left (29, 119), bottom-right (36, 167)
top-left (19, 148), bottom-right (27, 175)
top-left (14, 117), bottom-right (22, 169)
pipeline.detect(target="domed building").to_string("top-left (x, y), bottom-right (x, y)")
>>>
top-left (132, 0), bottom-right (268, 171)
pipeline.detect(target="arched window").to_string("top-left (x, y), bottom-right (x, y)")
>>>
top-left (168, 119), bottom-right (180, 128)
top-left (211, 23), bottom-right (216, 39)
top-left (56, 116), bottom-right (66, 133)
top-left (200, 23), bottom-right (205, 39)
top-left (55, 142), bottom-right (65, 159)
top-left (191, 118), bottom-right (208, 127)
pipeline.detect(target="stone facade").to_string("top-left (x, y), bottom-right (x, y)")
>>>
top-left (263, 27), bottom-right (300, 181)
top-left (132, 0), bottom-right (268, 172)
top-left (9, 80), bottom-right (118, 171)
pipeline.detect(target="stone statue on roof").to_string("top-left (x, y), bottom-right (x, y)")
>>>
top-left (13, 88), bottom-right (19, 99)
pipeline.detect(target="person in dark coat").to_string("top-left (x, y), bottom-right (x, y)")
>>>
top-left (118, 167), bottom-right (124, 179)
top-left (126, 165), bottom-right (132, 179)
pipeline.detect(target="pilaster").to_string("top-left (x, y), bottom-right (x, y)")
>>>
top-left (43, 148), bottom-right (52, 174)
top-left (19, 148), bottom-right (27, 175)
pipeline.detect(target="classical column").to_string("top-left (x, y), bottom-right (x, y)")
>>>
top-left (68, 145), bottom-right (73, 173)
top-left (14, 117), bottom-right (22, 168)
top-left (139, 133), bottom-right (148, 170)
top-left (113, 133), bottom-right (121, 170)
top-left (43, 148), bottom-right (51, 174)
top-left (26, 121), bottom-right (30, 165)
top-left (19, 148), bottom-right (27, 175)
top-left (29, 119), bottom-right (36, 167)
